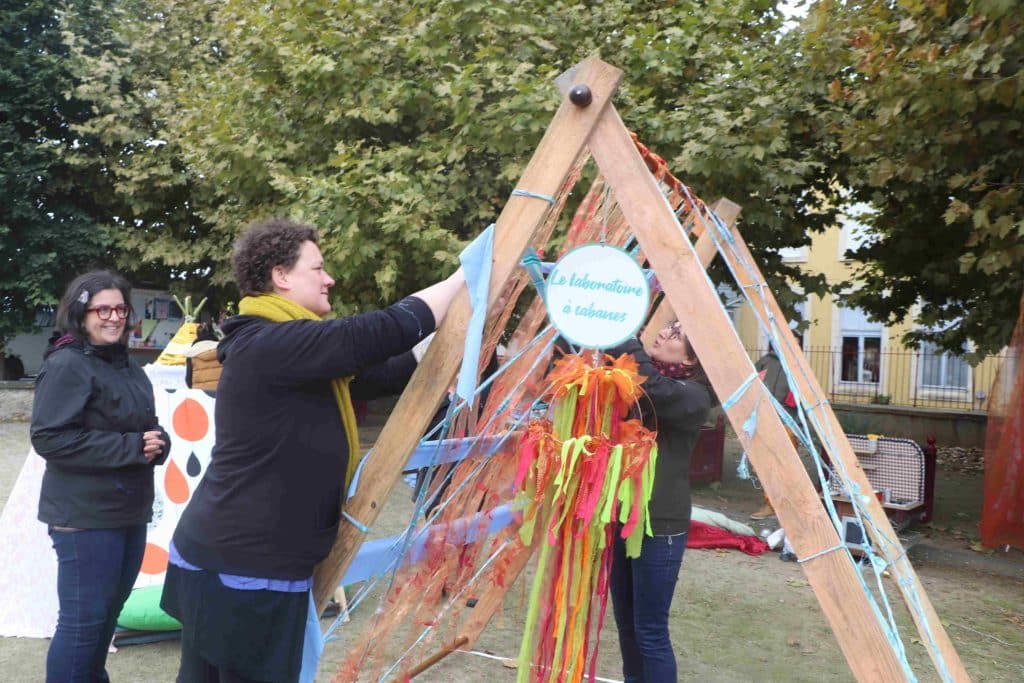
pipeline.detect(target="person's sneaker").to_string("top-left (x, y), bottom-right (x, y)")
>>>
top-left (322, 599), bottom-right (341, 618)
top-left (750, 503), bottom-right (776, 520)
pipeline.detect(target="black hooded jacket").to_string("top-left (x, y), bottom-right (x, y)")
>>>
top-left (171, 297), bottom-right (434, 580)
top-left (613, 338), bottom-right (713, 534)
top-left (31, 340), bottom-right (170, 528)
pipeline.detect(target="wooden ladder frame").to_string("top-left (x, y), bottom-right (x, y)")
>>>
top-left (312, 56), bottom-right (969, 683)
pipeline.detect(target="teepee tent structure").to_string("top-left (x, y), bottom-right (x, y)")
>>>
top-left (0, 382), bottom-right (216, 638)
top-left (0, 447), bottom-right (57, 638)
top-left (312, 56), bottom-right (969, 682)
top-left (0, 291), bottom-right (212, 639)
top-left (153, 296), bottom-right (209, 367)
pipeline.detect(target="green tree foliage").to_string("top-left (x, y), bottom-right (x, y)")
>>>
top-left (60, 0), bottom-right (221, 302)
top-left (14, 1), bottom-right (1023, 356)
top-left (66, 0), bottom-right (838, 317)
top-left (0, 0), bottom-right (114, 347)
top-left (806, 0), bottom-right (1023, 355)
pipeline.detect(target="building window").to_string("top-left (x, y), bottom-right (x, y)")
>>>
top-left (838, 202), bottom-right (875, 261)
top-left (918, 342), bottom-right (969, 391)
top-left (778, 246), bottom-right (808, 263)
top-left (838, 305), bottom-right (882, 383)
top-left (841, 336), bottom-right (881, 383)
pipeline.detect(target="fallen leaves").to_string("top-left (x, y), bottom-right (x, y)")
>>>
top-left (786, 635), bottom-right (818, 655)
top-left (936, 446), bottom-right (985, 474)
top-left (1000, 609), bottom-right (1023, 629)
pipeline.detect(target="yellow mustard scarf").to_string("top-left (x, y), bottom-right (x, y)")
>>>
top-left (238, 293), bottom-right (361, 489)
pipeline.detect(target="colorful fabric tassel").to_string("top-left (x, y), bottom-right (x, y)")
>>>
top-left (514, 352), bottom-right (659, 683)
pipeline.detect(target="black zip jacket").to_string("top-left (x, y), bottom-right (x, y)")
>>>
top-left (171, 297), bottom-right (434, 580)
top-left (613, 338), bottom-right (712, 535)
top-left (31, 341), bottom-right (170, 528)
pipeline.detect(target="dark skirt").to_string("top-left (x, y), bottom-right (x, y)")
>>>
top-left (161, 564), bottom-right (309, 683)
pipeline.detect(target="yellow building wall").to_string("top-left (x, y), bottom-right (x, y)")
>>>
top-left (731, 222), bottom-right (1003, 412)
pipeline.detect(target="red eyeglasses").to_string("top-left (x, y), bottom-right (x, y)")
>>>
top-left (86, 304), bottom-right (131, 320)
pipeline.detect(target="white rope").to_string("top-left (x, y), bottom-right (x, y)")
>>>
top-left (455, 648), bottom-right (624, 683)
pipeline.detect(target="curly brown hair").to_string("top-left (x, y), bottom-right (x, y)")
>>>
top-left (231, 218), bottom-right (319, 296)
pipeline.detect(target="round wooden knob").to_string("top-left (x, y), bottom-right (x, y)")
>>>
top-left (568, 85), bottom-right (592, 107)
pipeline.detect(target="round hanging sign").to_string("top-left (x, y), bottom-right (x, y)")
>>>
top-left (545, 243), bottom-right (650, 349)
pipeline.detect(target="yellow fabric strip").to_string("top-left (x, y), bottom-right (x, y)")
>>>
top-left (238, 293), bottom-right (361, 489)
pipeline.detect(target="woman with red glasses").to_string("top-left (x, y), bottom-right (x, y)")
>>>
top-left (31, 270), bottom-right (171, 683)
top-left (607, 321), bottom-right (717, 683)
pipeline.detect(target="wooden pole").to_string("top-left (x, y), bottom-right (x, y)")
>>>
top-left (576, 55), bottom-right (966, 673)
top-left (321, 55), bottom-right (967, 683)
top-left (415, 178), bottom-right (643, 666)
top-left (587, 100), bottom-right (913, 681)
top-left (644, 194), bottom-right (968, 680)
top-left (713, 212), bottom-right (972, 682)
top-left (407, 636), bottom-right (469, 679)
top-left (311, 56), bottom-right (625, 613)
top-left (640, 201), bottom-right (737, 347)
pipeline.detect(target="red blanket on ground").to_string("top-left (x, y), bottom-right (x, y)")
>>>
top-left (687, 520), bottom-right (769, 556)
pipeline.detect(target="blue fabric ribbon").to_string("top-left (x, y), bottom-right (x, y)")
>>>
top-left (456, 224), bottom-right (495, 402)
top-left (299, 590), bottom-right (324, 682)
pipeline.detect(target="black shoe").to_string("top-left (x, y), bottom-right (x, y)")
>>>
top-left (322, 599), bottom-right (341, 618)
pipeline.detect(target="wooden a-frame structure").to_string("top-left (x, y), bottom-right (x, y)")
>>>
top-left (312, 56), bottom-right (970, 682)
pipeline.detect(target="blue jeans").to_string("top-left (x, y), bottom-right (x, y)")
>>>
top-left (609, 531), bottom-right (687, 683)
top-left (48, 525), bottom-right (147, 683)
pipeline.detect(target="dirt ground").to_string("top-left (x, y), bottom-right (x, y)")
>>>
top-left (1, 417), bottom-right (1022, 682)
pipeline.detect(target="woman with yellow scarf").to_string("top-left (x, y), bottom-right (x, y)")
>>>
top-left (161, 218), bottom-right (464, 683)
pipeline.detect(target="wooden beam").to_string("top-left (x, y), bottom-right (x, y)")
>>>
top-left (647, 189), bottom-right (966, 679)
top-left (408, 636), bottom-right (469, 679)
top-left (714, 215), bottom-right (972, 682)
top-left (639, 196), bottom-right (969, 681)
top-left (429, 185), bottom-right (645, 661)
top-left (451, 540), bottom-right (535, 656)
top-left (312, 56), bottom-right (625, 613)
top-left (648, 193), bottom-right (968, 680)
top-left (404, 169), bottom-right (643, 673)
top-left (640, 202), bottom-right (737, 347)
top-left (588, 102), bottom-right (913, 681)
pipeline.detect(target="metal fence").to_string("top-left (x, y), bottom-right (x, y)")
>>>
top-left (748, 346), bottom-right (1007, 412)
